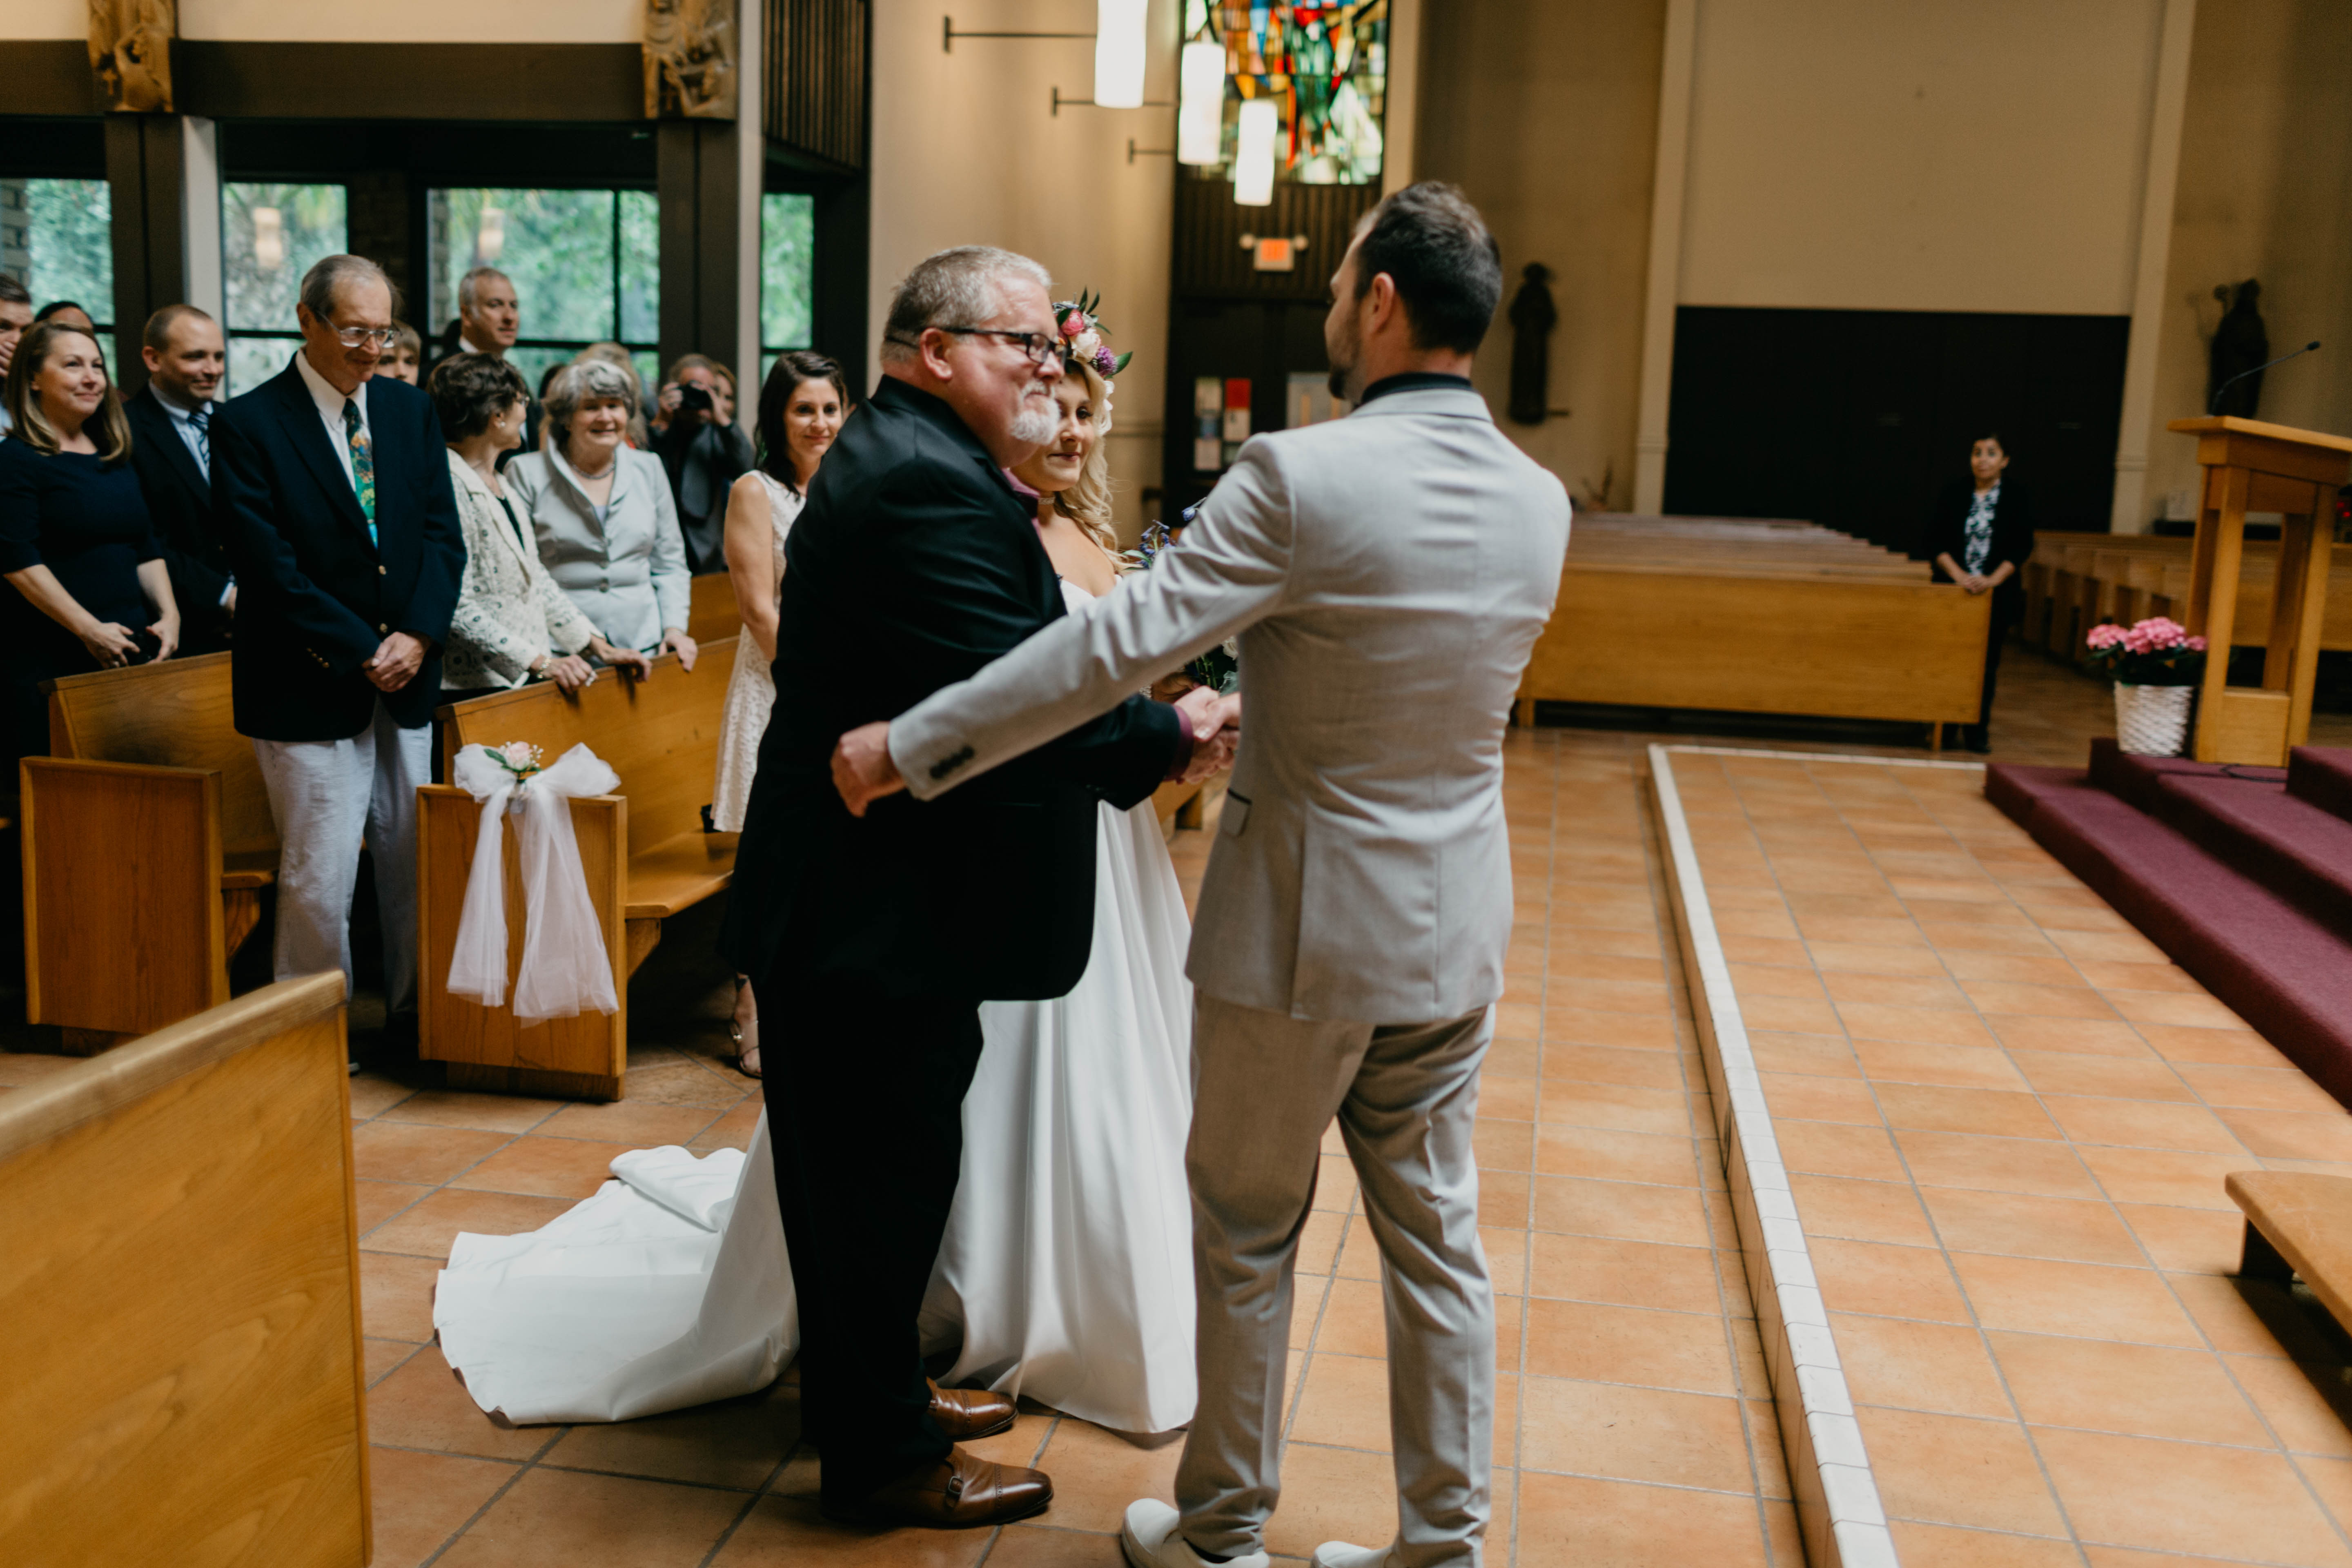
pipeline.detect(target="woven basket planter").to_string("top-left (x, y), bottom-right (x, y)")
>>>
top-left (2114, 683), bottom-right (2193, 757)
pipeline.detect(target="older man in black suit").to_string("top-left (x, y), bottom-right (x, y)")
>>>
top-left (727, 245), bottom-right (1226, 1530)
top-left (125, 304), bottom-right (234, 654)
top-left (213, 254), bottom-right (464, 1046)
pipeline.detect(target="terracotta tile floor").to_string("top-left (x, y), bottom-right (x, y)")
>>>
top-left (1665, 745), bottom-right (2352, 1568)
top-left (1, 645), bottom-right (2345, 1566)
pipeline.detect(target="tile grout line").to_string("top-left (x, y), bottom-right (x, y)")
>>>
top-left (1648, 743), bottom-right (1899, 1568)
top-left (413, 1423), bottom-right (570, 1568)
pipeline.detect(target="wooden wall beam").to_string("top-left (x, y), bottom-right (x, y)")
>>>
top-left (103, 114), bottom-right (187, 392)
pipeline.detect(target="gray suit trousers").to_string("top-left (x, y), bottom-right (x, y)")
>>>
top-left (1179, 994), bottom-right (1495, 1568)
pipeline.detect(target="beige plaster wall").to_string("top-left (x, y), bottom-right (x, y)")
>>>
top-left (867, 0), bottom-right (1180, 541)
top-left (2140, 0), bottom-right (2352, 523)
top-left (174, 0), bottom-right (644, 43)
top-left (9, 0), bottom-right (85, 40)
top-left (1679, 0), bottom-right (2168, 315)
top-left (1416, 0), bottom-right (1667, 513)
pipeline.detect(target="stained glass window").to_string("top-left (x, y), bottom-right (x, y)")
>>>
top-left (1186, 0), bottom-right (1387, 187)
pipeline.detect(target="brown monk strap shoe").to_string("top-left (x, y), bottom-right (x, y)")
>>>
top-left (824, 1446), bottom-right (1052, 1528)
top-left (929, 1379), bottom-right (1018, 1440)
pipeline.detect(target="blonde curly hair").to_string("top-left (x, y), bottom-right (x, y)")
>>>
top-left (1047, 358), bottom-right (1120, 555)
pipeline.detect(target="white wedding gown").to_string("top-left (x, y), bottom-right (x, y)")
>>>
top-left (437, 578), bottom-right (1199, 1436)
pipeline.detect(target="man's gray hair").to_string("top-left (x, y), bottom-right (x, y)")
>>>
top-left (458, 266), bottom-right (513, 314)
top-left (880, 246), bottom-right (1052, 365)
top-left (298, 254), bottom-right (392, 321)
top-left (543, 359), bottom-right (641, 450)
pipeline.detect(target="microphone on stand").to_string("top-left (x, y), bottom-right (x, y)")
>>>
top-left (2210, 340), bottom-right (2321, 414)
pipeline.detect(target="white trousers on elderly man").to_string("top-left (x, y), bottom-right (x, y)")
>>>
top-left (251, 699), bottom-right (433, 1014)
top-left (1178, 993), bottom-right (1496, 1568)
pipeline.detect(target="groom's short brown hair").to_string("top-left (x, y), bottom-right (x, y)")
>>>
top-left (1350, 182), bottom-right (1503, 357)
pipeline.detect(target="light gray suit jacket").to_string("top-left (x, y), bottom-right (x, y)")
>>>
top-left (892, 386), bottom-right (1571, 1024)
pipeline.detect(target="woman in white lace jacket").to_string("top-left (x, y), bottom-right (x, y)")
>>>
top-left (430, 353), bottom-right (650, 704)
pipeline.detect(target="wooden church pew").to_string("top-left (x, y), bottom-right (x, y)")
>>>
top-left (0, 973), bottom-right (368, 1568)
top-left (2228, 1169), bottom-right (2352, 1342)
top-left (20, 653), bottom-right (276, 1053)
top-left (415, 637), bottom-right (739, 1100)
top-left (687, 570), bottom-right (742, 647)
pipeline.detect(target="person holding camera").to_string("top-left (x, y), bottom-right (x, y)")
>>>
top-left (653, 354), bottom-right (753, 573)
top-left (0, 319), bottom-right (180, 769)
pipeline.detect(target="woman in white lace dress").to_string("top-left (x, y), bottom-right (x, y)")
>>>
top-left (710, 352), bottom-right (846, 1075)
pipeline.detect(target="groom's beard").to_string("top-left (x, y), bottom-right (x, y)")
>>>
top-left (1010, 381), bottom-right (1060, 445)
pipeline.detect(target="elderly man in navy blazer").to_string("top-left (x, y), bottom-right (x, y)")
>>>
top-left (213, 254), bottom-right (464, 1047)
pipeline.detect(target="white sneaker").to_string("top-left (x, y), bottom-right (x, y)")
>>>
top-left (1121, 1499), bottom-right (1270, 1568)
top-left (1310, 1544), bottom-right (1396, 1568)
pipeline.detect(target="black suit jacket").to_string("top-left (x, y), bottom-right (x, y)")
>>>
top-left (212, 361), bottom-right (466, 740)
top-left (728, 376), bottom-right (1183, 1002)
top-left (125, 386), bottom-right (234, 655)
top-left (1927, 477), bottom-right (2036, 627)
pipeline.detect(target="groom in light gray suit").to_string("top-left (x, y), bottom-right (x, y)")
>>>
top-left (832, 183), bottom-right (1570, 1568)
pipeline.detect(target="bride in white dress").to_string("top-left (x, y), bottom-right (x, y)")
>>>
top-left (436, 310), bottom-right (1205, 1437)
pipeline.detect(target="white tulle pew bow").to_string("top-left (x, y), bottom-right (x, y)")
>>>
top-left (448, 741), bottom-right (622, 1022)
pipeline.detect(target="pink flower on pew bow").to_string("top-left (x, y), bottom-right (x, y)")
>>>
top-left (491, 741), bottom-right (545, 777)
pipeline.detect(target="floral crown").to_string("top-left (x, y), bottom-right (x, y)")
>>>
top-left (1054, 291), bottom-right (1134, 383)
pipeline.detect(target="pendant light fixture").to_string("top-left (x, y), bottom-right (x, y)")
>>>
top-left (1234, 97), bottom-right (1277, 206)
top-left (1177, 37), bottom-right (1225, 165)
top-left (1093, 0), bottom-right (1147, 109)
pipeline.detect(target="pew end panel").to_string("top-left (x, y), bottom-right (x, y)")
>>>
top-left (688, 570), bottom-right (744, 647)
top-left (0, 973), bottom-right (368, 1568)
top-left (417, 784), bottom-right (630, 1102)
top-left (1519, 566), bottom-right (1991, 728)
top-left (2227, 1169), bottom-right (2352, 1337)
top-left (21, 756), bottom-right (239, 1044)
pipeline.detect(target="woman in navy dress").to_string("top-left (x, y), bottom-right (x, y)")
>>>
top-left (0, 321), bottom-right (179, 766)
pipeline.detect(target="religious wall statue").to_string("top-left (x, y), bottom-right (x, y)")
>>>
top-left (644, 0), bottom-right (738, 120)
top-left (2209, 278), bottom-right (2270, 418)
top-left (1506, 262), bottom-right (1556, 428)
top-left (89, 0), bottom-right (173, 113)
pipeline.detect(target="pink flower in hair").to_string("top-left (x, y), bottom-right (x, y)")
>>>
top-left (1061, 314), bottom-right (1087, 339)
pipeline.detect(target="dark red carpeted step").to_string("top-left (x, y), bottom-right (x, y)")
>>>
top-left (2086, 736), bottom-right (2283, 814)
top-left (2290, 747), bottom-right (2352, 824)
top-left (1986, 762), bottom-right (2352, 1114)
top-left (2146, 772), bottom-right (2352, 942)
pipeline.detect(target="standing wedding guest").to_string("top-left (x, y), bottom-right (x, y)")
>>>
top-left (507, 360), bottom-right (697, 668)
top-left (0, 320), bottom-right (180, 767)
top-left (833, 183), bottom-right (1571, 1568)
top-left (35, 301), bottom-right (96, 334)
top-left (376, 321), bottom-right (423, 386)
top-left (431, 351), bottom-right (650, 706)
top-left (575, 342), bottom-right (652, 448)
top-left (126, 304), bottom-right (234, 655)
top-left (444, 267), bottom-right (519, 364)
top-left (212, 254), bottom-right (464, 1056)
top-left (0, 274), bottom-right (33, 437)
top-left (729, 245), bottom-right (1222, 1528)
top-left (653, 354), bottom-right (752, 572)
top-left (1928, 431), bottom-right (2035, 754)
top-left (708, 350), bottom-right (845, 1076)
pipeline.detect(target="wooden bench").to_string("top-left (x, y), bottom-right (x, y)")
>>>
top-left (2228, 1169), bottom-right (2352, 1337)
top-left (416, 637), bottom-right (740, 1100)
top-left (2025, 532), bottom-right (2352, 664)
top-left (21, 652), bottom-right (277, 1052)
top-left (1516, 515), bottom-right (1991, 738)
top-left (0, 973), bottom-right (369, 1568)
top-left (688, 570), bottom-right (742, 646)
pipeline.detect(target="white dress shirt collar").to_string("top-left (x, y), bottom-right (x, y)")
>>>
top-left (294, 347), bottom-right (368, 429)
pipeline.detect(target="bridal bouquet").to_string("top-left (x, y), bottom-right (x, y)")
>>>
top-left (1122, 520), bottom-right (1239, 694)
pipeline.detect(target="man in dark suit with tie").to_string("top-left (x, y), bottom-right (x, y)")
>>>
top-left (212, 254), bottom-right (464, 1050)
top-left (726, 245), bottom-right (1225, 1529)
top-left (125, 304), bottom-right (235, 655)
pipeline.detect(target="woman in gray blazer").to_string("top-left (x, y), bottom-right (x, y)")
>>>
top-left (430, 353), bottom-right (652, 703)
top-left (505, 360), bottom-right (698, 668)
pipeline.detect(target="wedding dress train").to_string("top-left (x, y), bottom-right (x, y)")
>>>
top-left (437, 575), bottom-right (1198, 1432)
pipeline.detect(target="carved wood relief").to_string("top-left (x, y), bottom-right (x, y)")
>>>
top-left (644, 0), bottom-right (738, 120)
top-left (89, 0), bottom-right (174, 112)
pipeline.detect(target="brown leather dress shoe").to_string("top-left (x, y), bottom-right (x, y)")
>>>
top-left (928, 1379), bottom-right (1017, 1440)
top-left (824, 1446), bottom-right (1052, 1528)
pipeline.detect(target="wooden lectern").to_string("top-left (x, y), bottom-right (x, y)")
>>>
top-left (2167, 416), bottom-right (2352, 764)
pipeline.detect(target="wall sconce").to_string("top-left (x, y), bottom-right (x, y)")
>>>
top-left (1177, 38), bottom-right (1224, 165)
top-left (475, 206), bottom-right (507, 265)
top-left (1234, 98), bottom-right (1276, 206)
top-left (1093, 0), bottom-right (1147, 108)
top-left (252, 206), bottom-right (284, 272)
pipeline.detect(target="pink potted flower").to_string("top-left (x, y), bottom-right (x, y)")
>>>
top-left (2085, 617), bottom-right (2207, 755)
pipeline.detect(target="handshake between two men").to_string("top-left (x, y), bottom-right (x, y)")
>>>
top-left (831, 683), bottom-right (1243, 818)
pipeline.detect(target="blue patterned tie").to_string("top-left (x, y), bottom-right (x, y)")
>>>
top-left (188, 403), bottom-right (210, 478)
